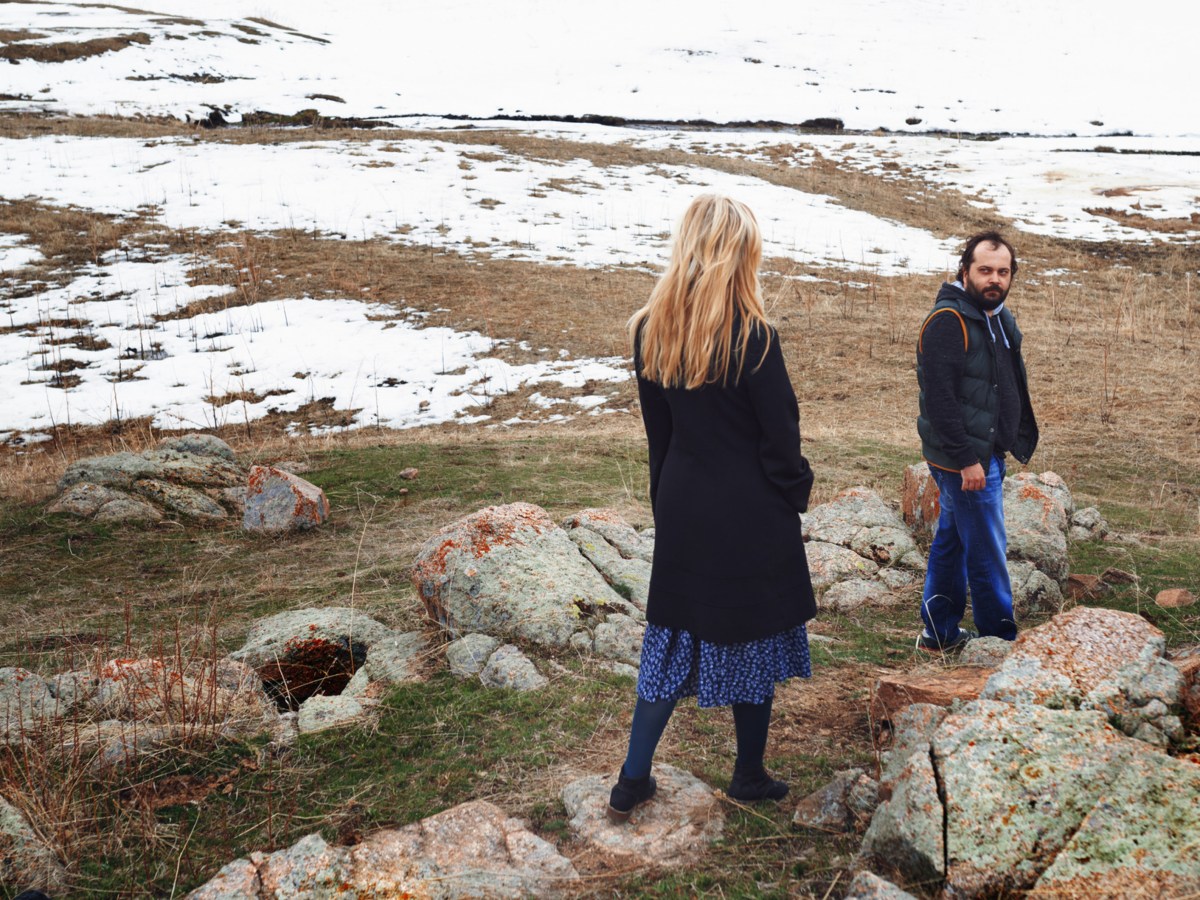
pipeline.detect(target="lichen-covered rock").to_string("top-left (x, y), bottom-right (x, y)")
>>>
top-left (792, 768), bottom-right (879, 833)
top-left (1083, 645), bottom-right (1184, 747)
top-left (805, 540), bottom-right (879, 588)
top-left (590, 613), bottom-right (645, 665)
top-left (0, 667), bottom-right (53, 743)
top-left (229, 608), bottom-right (392, 706)
top-left (92, 657), bottom-right (275, 738)
top-left (803, 487), bottom-right (921, 567)
top-left (186, 857), bottom-right (260, 898)
top-left (1003, 472), bottom-right (1071, 584)
top-left (411, 503), bottom-right (638, 648)
top-left (1029, 753), bottom-right (1200, 898)
top-left (879, 703), bottom-right (948, 787)
top-left (61, 440), bottom-right (242, 491)
top-left (259, 832), bottom-right (353, 897)
top-left (350, 800), bottom-right (579, 898)
top-left (561, 508), bottom-right (654, 563)
top-left (901, 462), bottom-right (939, 537)
top-left (982, 607), bottom-right (1183, 743)
top-left (242, 465), bottom-right (330, 532)
top-left (190, 801), bottom-right (580, 899)
top-left (363, 631), bottom-right (428, 685)
top-left (133, 478), bottom-right (227, 519)
top-left (446, 633), bottom-right (502, 677)
top-left (1, 794), bottom-right (68, 891)
top-left (479, 645), bottom-right (547, 691)
top-left (297, 694), bottom-right (368, 733)
top-left (1069, 505), bottom-right (1109, 541)
top-left (819, 578), bottom-right (895, 612)
top-left (1007, 559), bottom-right (1063, 617)
top-left (50, 434), bottom-right (244, 524)
top-left (876, 567), bottom-right (918, 590)
top-left (959, 635), bottom-right (1013, 668)
top-left (860, 749), bottom-right (944, 884)
top-left (48, 668), bottom-right (98, 714)
top-left (566, 525), bottom-right (651, 610)
top-left (230, 608), bottom-right (394, 670)
top-left (159, 433), bottom-right (236, 462)
top-left (843, 871), bottom-right (920, 900)
top-left (562, 764), bottom-right (723, 868)
top-left (932, 700), bottom-right (1165, 898)
top-left (47, 481), bottom-right (162, 522)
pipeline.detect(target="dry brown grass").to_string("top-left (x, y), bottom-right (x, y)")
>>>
top-left (0, 32), bottom-right (151, 63)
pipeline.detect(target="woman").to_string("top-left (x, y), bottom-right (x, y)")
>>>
top-left (609, 194), bottom-right (816, 823)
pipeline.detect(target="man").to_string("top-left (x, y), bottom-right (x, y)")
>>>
top-left (915, 231), bottom-right (1038, 651)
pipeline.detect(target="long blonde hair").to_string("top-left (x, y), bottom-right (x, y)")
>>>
top-left (629, 194), bottom-right (770, 388)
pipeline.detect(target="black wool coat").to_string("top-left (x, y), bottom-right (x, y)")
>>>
top-left (636, 323), bottom-right (817, 644)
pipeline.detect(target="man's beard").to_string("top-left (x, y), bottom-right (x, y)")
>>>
top-left (965, 280), bottom-right (1008, 311)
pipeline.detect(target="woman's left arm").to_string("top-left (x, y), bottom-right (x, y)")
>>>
top-left (746, 328), bottom-right (814, 513)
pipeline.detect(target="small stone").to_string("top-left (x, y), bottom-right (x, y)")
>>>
top-left (876, 567), bottom-right (917, 590)
top-left (871, 667), bottom-right (993, 723)
top-left (805, 540), bottom-right (879, 588)
top-left (860, 749), bottom-right (944, 883)
top-left (820, 578), bottom-right (895, 612)
top-left (562, 764), bottom-right (723, 868)
top-left (297, 695), bottom-right (367, 733)
top-left (842, 871), bottom-right (920, 900)
top-left (792, 768), bottom-right (878, 833)
top-left (1100, 566), bottom-right (1138, 585)
top-left (591, 613), bottom-right (644, 665)
top-left (1065, 573), bottom-right (1108, 601)
top-left (363, 631), bottom-right (428, 684)
top-left (959, 636), bottom-right (1014, 667)
top-left (159, 433), bottom-right (236, 461)
top-left (1155, 588), bottom-right (1195, 609)
top-left (479, 645), bottom-right (547, 691)
top-left (399, 467), bottom-right (419, 480)
top-left (446, 633), bottom-right (501, 677)
top-left (242, 465), bottom-right (330, 532)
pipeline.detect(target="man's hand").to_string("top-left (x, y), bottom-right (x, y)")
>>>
top-left (960, 462), bottom-right (986, 491)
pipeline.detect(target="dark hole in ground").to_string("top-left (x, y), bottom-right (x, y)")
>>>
top-left (257, 636), bottom-right (367, 710)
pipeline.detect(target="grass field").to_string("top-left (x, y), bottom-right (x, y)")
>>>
top-left (1, 112), bottom-right (1198, 898)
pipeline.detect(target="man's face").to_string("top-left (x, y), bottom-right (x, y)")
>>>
top-left (963, 243), bottom-right (1013, 310)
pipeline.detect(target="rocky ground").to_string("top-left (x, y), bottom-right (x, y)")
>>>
top-left (2, 436), bottom-right (1197, 897)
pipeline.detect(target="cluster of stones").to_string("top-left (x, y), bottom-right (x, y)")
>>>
top-left (842, 606), bottom-right (1200, 897)
top-left (410, 503), bottom-right (653, 690)
top-left (186, 762), bottom-right (729, 898)
top-left (903, 466), bottom-right (1116, 616)
top-left (46, 434), bottom-right (331, 532)
top-left (48, 434), bottom-right (247, 524)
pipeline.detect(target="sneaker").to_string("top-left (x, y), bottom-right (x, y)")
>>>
top-left (916, 628), bottom-right (978, 653)
top-left (606, 767), bottom-right (657, 824)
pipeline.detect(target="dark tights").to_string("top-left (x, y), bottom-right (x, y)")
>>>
top-left (621, 695), bottom-right (773, 779)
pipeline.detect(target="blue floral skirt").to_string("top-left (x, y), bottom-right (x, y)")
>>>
top-left (636, 622), bottom-right (812, 708)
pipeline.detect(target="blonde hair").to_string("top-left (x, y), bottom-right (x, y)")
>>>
top-left (629, 194), bottom-right (770, 389)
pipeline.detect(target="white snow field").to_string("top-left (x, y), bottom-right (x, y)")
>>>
top-left (0, 253), bottom-right (630, 443)
top-left (0, 135), bottom-right (957, 273)
top-left (1, 1), bottom-right (1197, 441)
top-left (2, 0), bottom-right (1196, 137)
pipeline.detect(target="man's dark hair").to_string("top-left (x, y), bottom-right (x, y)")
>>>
top-left (956, 230), bottom-right (1018, 282)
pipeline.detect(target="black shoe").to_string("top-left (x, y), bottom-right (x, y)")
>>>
top-left (916, 628), bottom-right (978, 653)
top-left (606, 767), bottom-right (657, 823)
top-left (728, 764), bottom-right (789, 802)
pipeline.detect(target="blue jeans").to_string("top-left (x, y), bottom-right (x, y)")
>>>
top-left (921, 456), bottom-right (1017, 641)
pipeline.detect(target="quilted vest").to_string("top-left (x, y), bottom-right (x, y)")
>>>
top-left (916, 291), bottom-right (1037, 470)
